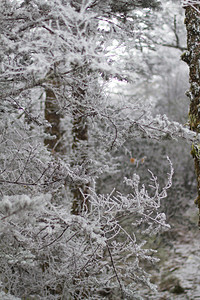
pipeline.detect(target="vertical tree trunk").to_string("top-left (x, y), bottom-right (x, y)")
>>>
top-left (182, 4), bottom-right (200, 225)
top-left (71, 83), bottom-right (90, 215)
top-left (44, 75), bottom-right (90, 214)
top-left (44, 88), bottom-right (63, 153)
top-left (43, 4), bottom-right (91, 215)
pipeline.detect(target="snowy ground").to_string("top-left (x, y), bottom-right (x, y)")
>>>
top-left (146, 213), bottom-right (200, 300)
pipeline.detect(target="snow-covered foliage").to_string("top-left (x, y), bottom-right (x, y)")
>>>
top-left (0, 0), bottom-right (196, 298)
top-left (0, 168), bottom-right (173, 299)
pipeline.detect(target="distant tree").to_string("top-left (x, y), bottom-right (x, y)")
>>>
top-left (98, 0), bottom-right (196, 223)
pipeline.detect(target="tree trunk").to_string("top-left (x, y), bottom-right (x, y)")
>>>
top-left (182, 4), bottom-right (200, 225)
top-left (44, 88), bottom-right (63, 153)
top-left (71, 82), bottom-right (90, 215)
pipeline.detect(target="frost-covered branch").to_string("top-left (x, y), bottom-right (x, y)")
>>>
top-left (0, 163), bottom-right (172, 297)
top-left (0, 0), bottom-right (189, 298)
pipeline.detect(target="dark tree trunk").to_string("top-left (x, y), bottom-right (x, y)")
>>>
top-left (44, 88), bottom-right (63, 154)
top-left (44, 78), bottom-right (90, 214)
top-left (71, 83), bottom-right (89, 215)
top-left (183, 4), bottom-right (200, 225)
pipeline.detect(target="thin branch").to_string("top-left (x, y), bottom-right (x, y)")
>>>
top-left (106, 242), bottom-right (125, 299)
top-left (161, 43), bottom-right (186, 51)
top-left (14, 148), bottom-right (34, 183)
top-left (39, 226), bottom-right (69, 250)
top-left (100, 113), bottom-right (118, 150)
top-left (0, 178), bottom-right (63, 186)
top-left (8, 97), bottom-right (43, 126)
top-left (78, 244), bottom-right (100, 275)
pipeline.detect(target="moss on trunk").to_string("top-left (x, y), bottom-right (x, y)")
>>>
top-left (183, 4), bottom-right (200, 225)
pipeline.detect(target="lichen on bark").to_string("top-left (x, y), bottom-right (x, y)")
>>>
top-left (183, 4), bottom-right (200, 225)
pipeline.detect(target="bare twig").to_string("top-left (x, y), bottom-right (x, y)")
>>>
top-left (78, 245), bottom-right (100, 275)
top-left (106, 242), bottom-right (124, 299)
top-left (39, 226), bottom-right (69, 250)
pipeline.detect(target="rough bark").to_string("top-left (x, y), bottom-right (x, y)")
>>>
top-left (182, 4), bottom-right (200, 225)
top-left (44, 83), bottom-right (90, 215)
top-left (71, 83), bottom-right (89, 215)
top-left (44, 88), bottom-right (63, 153)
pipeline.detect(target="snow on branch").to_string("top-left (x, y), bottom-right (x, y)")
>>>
top-left (0, 161), bottom-right (172, 297)
top-left (182, 0), bottom-right (200, 6)
top-left (182, 0), bottom-right (200, 14)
